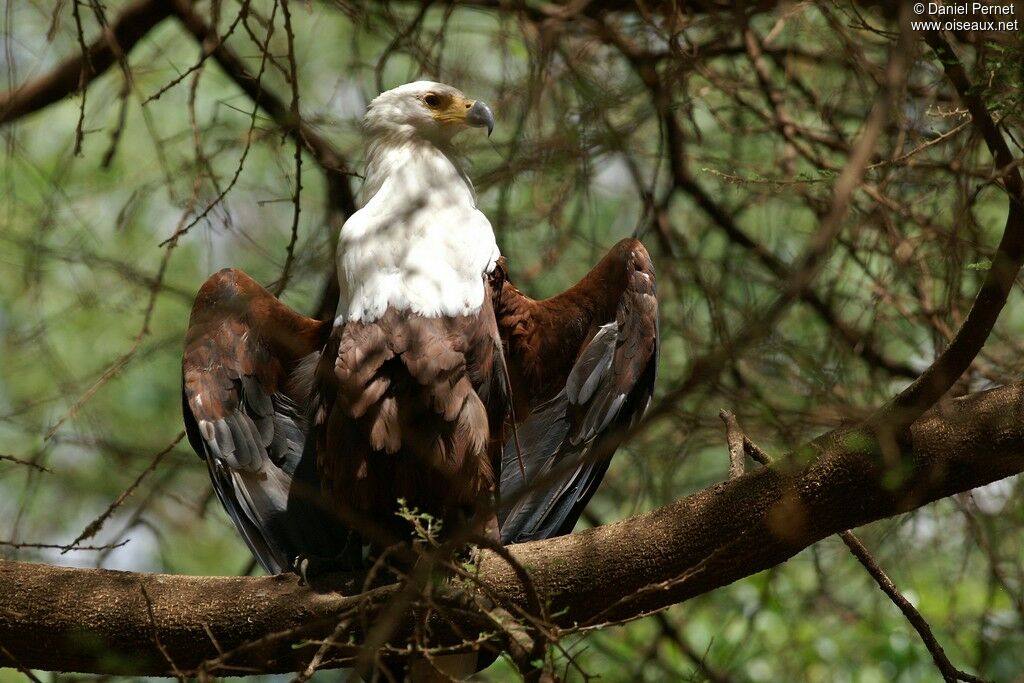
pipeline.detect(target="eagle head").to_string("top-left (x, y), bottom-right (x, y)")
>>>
top-left (364, 81), bottom-right (494, 141)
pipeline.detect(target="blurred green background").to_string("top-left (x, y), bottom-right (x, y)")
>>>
top-left (1, 2), bottom-right (1022, 681)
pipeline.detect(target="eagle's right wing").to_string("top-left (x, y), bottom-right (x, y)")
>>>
top-left (182, 268), bottom-right (353, 573)
top-left (493, 238), bottom-right (659, 544)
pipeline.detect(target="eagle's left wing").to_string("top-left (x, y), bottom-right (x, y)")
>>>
top-left (493, 238), bottom-right (659, 544)
top-left (182, 268), bottom-right (354, 573)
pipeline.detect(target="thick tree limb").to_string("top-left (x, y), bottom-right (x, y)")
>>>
top-left (2, 381), bottom-right (1024, 675)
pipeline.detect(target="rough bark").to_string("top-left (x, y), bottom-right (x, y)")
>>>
top-left (1, 381), bottom-right (1023, 675)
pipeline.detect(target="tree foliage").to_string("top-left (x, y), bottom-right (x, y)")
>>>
top-left (1, 1), bottom-right (1023, 680)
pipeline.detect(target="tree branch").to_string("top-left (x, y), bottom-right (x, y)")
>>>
top-left (875, 30), bottom-right (1024, 430)
top-left (167, 0), bottom-right (354, 318)
top-left (0, 0), bottom-right (357, 243)
top-left (168, 0), bottom-right (356, 217)
top-left (3, 380), bottom-right (1024, 675)
top-left (0, 0), bottom-right (172, 125)
top-left (724, 409), bottom-right (988, 683)
top-left (0, 0), bottom-right (357, 321)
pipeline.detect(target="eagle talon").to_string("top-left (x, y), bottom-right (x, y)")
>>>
top-left (292, 555), bottom-right (311, 585)
top-left (291, 553), bottom-right (350, 584)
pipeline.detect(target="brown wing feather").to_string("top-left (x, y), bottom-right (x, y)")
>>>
top-left (314, 299), bottom-right (507, 547)
top-left (493, 238), bottom-right (659, 543)
top-left (182, 268), bottom-right (354, 573)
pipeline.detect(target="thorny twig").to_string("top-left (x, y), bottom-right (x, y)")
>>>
top-left (60, 432), bottom-right (184, 554)
top-left (0, 454), bottom-right (51, 474)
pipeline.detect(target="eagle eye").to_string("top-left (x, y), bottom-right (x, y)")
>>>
top-left (423, 93), bottom-right (441, 108)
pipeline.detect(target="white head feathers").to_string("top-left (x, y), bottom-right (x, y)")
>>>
top-left (336, 82), bottom-right (500, 324)
top-left (363, 82), bottom-right (445, 139)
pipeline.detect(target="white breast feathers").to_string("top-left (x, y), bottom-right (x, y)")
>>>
top-left (336, 135), bottom-right (500, 324)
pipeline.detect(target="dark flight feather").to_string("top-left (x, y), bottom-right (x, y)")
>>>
top-left (182, 268), bottom-right (356, 573)
top-left (493, 238), bottom-right (659, 544)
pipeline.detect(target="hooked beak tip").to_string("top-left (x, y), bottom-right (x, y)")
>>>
top-left (466, 100), bottom-right (495, 137)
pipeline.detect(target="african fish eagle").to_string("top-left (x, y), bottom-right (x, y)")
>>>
top-left (182, 81), bottom-right (659, 577)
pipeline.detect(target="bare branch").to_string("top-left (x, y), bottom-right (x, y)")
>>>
top-left (720, 409), bottom-right (746, 479)
top-left (0, 0), bottom-right (171, 125)
top-left (170, 0), bottom-right (357, 217)
top-left (727, 409), bottom-right (989, 683)
top-left (875, 29), bottom-right (1024, 431)
top-left (838, 532), bottom-right (989, 683)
